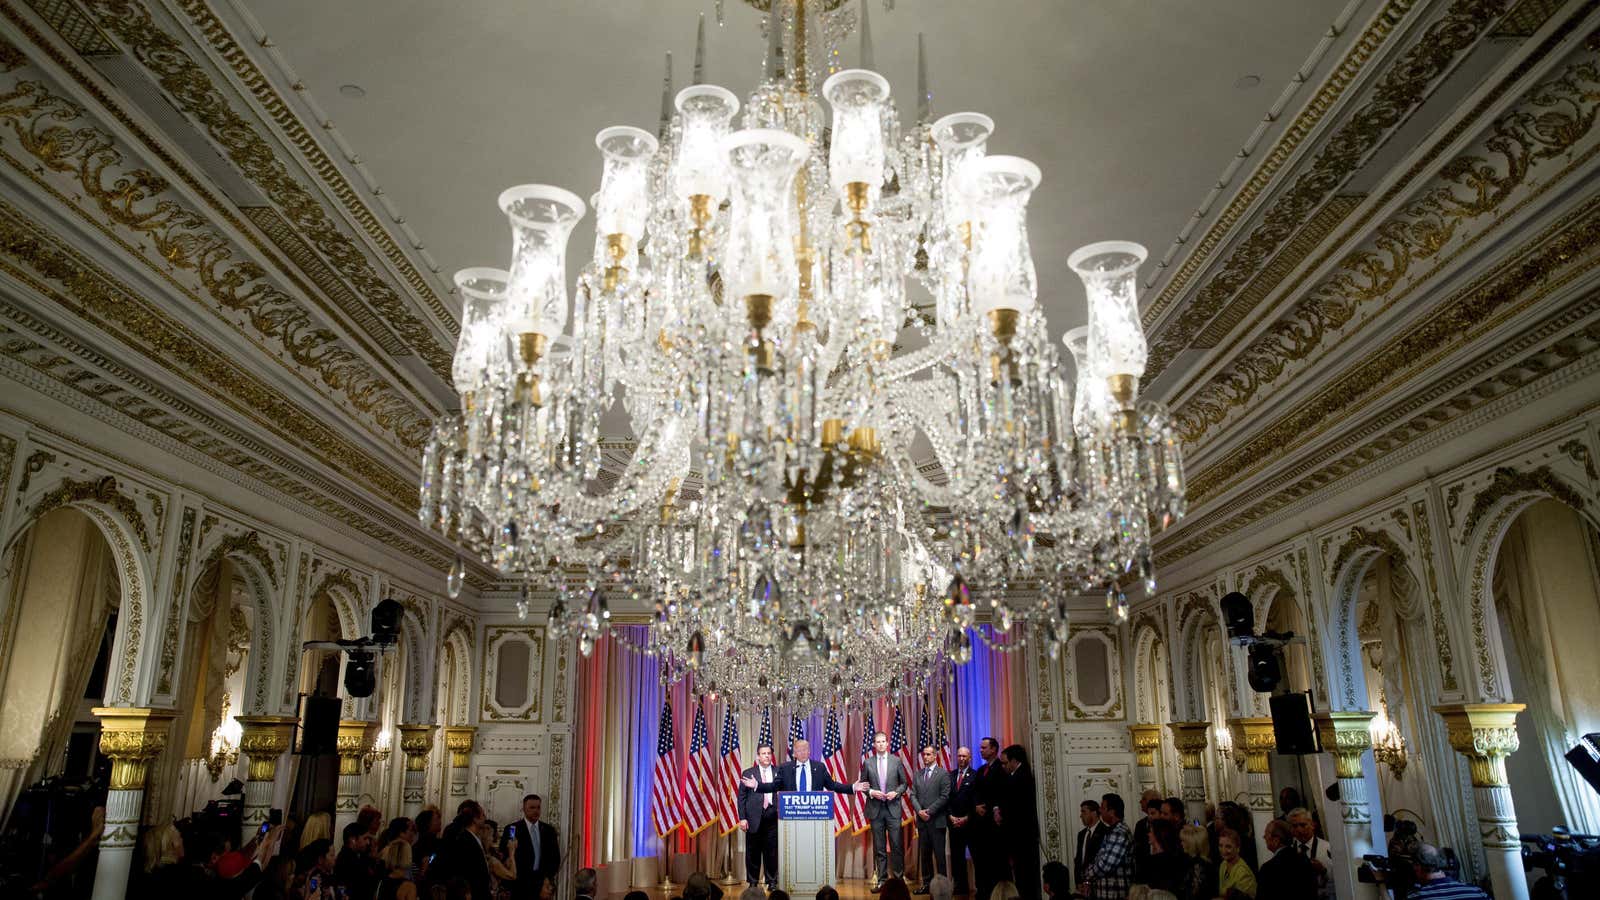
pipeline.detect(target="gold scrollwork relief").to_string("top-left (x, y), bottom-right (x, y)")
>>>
top-left (30, 474), bottom-right (152, 553)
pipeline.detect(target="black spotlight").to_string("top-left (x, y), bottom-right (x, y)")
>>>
top-left (370, 598), bottom-right (403, 646)
top-left (344, 649), bottom-right (377, 698)
top-left (1246, 643), bottom-right (1282, 693)
top-left (1220, 591), bottom-right (1255, 640)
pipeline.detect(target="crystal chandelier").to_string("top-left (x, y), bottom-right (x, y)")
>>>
top-left (418, 0), bottom-right (1186, 675)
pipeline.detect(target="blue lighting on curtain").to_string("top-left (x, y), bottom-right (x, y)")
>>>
top-left (627, 626), bottom-right (662, 857)
top-left (953, 625), bottom-right (999, 757)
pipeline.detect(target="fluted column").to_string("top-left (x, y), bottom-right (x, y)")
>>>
top-left (336, 720), bottom-right (375, 833)
top-left (236, 716), bottom-right (296, 841)
top-left (1129, 724), bottom-right (1162, 794)
top-left (1168, 722), bottom-right (1210, 823)
top-left (1436, 704), bottom-right (1529, 900)
top-left (91, 708), bottom-right (176, 900)
top-left (444, 726), bottom-right (477, 804)
top-left (1315, 711), bottom-right (1381, 900)
top-left (398, 724), bottom-right (438, 818)
top-left (1231, 718), bottom-right (1276, 861)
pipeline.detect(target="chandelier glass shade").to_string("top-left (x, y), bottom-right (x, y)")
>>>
top-left (417, 0), bottom-right (1186, 708)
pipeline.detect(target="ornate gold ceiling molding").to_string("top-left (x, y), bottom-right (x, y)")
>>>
top-left (0, 62), bottom-right (434, 451)
top-left (1141, 0), bottom-right (1416, 327)
top-left (0, 196), bottom-right (416, 506)
top-left (1156, 205), bottom-right (1600, 568)
top-left (1175, 35), bottom-right (1600, 449)
top-left (1142, 0), bottom-right (1515, 371)
top-left (76, 0), bottom-right (458, 373)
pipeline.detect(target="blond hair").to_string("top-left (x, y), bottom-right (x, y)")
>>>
top-left (380, 838), bottom-right (413, 871)
top-left (140, 822), bottom-right (183, 872)
top-left (1179, 823), bottom-right (1210, 860)
top-left (300, 811), bottom-right (332, 846)
top-left (989, 882), bottom-right (1020, 900)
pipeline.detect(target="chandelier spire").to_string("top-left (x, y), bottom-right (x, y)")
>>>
top-left (916, 32), bottom-right (929, 124)
top-left (859, 0), bottom-right (875, 69)
top-left (693, 12), bottom-right (708, 85)
top-left (658, 51), bottom-right (674, 140)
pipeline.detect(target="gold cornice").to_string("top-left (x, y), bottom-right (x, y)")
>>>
top-left (1231, 717), bottom-right (1277, 774)
top-left (398, 724), bottom-right (437, 772)
top-left (1129, 723), bottom-right (1161, 768)
top-left (0, 46), bottom-right (437, 447)
top-left (1144, 0), bottom-right (1511, 366)
top-left (236, 715), bottom-right (296, 783)
top-left (1142, 0), bottom-right (1415, 327)
top-left (1157, 197), bottom-right (1600, 566)
top-left (1169, 721), bottom-right (1210, 769)
top-left (1171, 15), bottom-right (1600, 443)
top-left (443, 725), bottom-right (476, 768)
top-left (76, 0), bottom-right (457, 361)
top-left (165, 0), bottom-right (455, 335)
top-left (1315, 710), bottom-right (1375, 779)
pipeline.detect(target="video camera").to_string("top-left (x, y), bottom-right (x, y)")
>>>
top-left (1522, 828), bottom-right (1600, 896)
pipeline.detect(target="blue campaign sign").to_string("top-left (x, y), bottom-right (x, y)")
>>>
top-left (777, 791), bottom-right (835, 820)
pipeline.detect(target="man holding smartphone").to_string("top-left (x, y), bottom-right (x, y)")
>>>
top-left (503, 793), bottom-right (561, 900)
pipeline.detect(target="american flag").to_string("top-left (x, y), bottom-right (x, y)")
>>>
top-left (758, 707), bottom-right (773, 755)
top-left (651, 701), bottom-right (683, 838)
top-left (823, 708), bottom-right (860, 835)
top-left (935, 697), bottom-right (953, 770)
top-left (918, 705), bottom-right (934, 766)
top-left (715, 705), bottom-right (742, 834)
top-left (890, 707), bottom-right (916, 825)
top-left (787, 711), bottom-right (806, 760)
top-left (854, 707), bottom-right (876, 835)
top-left (681, 703), bottom-right (718, 835)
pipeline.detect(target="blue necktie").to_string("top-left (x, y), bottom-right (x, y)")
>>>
top-left (800, 764), bottom-right (808, 792)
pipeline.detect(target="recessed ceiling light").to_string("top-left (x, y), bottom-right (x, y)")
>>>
top-left (339, 83), bottom-right (367, 99)
top-left (1234, 74), bottom-right (1262, 90)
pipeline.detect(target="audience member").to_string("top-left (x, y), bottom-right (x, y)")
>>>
top-left (336, 820), bottom-right (383, 899)
top-left (988, 881), bottom-right (1021, 900)
top-left (1176, 824), bottom-right (1215, 900)
top-left (1286, 808), bottom-right (1333, 900)
top-left (378, 833), bottom-right (418, 900)
top-left (1257, 820), bottom-right (1314, 899)
top-left (1131, 791), bottom-right (1159, 885)
top-left (1141, 819), bottom-right (1186, 894)
top-left (817, 887), bottom-right (841, 900)
top-left (1081, 792), bottom-right (1134, 899)
top-left (1216, 829), bottom-right (1255, 900)
top-left (1074, 799), bottom-right (1108, 888)
top-left (301, 812), bottom-right (333, 849)
top-left (1040, 862), bottom-right (1069, 899)
top-left (575, 865), bottom-right (599, 900)
top-left (1407, 844), bottom-right (1488, 900)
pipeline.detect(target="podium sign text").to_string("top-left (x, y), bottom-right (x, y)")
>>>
top-left (778, 791), bottom-right (836, 893)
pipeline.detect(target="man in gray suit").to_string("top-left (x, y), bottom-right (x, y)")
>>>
top-left (911, 745), bottom-right (953, 894)
top-left (863, 731), bottom-right (912, 891)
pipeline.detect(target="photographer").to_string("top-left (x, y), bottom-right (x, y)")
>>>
top-left (1407, 844), bottom-right (1485, 900)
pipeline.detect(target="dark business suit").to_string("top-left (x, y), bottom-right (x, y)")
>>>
top-left (910, 764), bottom-right (952, 884)
top-left (973, 761), bottom-right (1011, 900)
top-left (737, 764), bottom-right (781, 887)
top-left (752, 758), bottom-right (858, 795)
top-left (863, 753), bottom-right (912, 883)
top-left (1073, 822), bottom-right (1107, 887)
top-left (997, 766), bottom-right (1040, 900)
top-left (502, 818), bottom-right (560, 900)
top-left (1257, 846), bottom-right (1317, 899)
top-left (946, 766), bottom-right (979, 893)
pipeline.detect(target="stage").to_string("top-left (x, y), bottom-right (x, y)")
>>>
top-left (600, 878), bottom-right (953, 900)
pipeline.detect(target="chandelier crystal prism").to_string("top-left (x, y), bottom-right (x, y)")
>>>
top-left (417, 0), bottom-right (1186, 706)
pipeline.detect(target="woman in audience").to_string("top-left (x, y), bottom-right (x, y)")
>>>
top-left (1177, 823), bottom-right (1216, 900)
top-left (1216, 828), bottom-right (1257, 900)
top-left (1144, 819), bottom-right (1188, 894)
top-left (378, 834), bottom-right (419, 900)
top-left (300, 812), bottom-right (333, 849)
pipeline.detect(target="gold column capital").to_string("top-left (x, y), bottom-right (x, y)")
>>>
top-left (336, 720), bottom-right (376, 777)
top-left (1315, 710), bottom-right (1375, 779)
top-left (1168, 721), bottom-right (1210, 769)
top-left (1229, 717), bottom-right (1276, 774)
top-left (93, 707), bottom-right (178, 791)
top-left (1434, 703), bottom-right (1525, 787)
top-left (398, 724), bottom-right (438, 772)
top-left (444, 725), bottom-right (477, 768)
top-left (235, 715), bottom-right (297, 783)
top-left (1129, 724), bottom-right (1161, 767)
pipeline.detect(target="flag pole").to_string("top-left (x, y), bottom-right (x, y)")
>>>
top-left (720, 831), bottom-right (742, 884)
top-left (658, 835), bottom-right (676, 890)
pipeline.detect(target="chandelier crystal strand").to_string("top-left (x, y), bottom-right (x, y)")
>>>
top-left (418, 1), bottom-right (1185, 683)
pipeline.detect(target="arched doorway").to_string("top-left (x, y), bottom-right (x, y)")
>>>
top-left (1490, 498), bottom-right (1600, 833)
top-left (0, 507), bottom-right (120, 821)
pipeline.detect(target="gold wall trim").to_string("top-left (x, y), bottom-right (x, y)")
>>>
top-left (23, 0), bottom-right (115, 55)
top-left (1143, 0), bottom-right (1510, 369)
top-left (0, 66), bottom-right (435, 450)
top-left (1141, 0), bottom-right (1415, 327)
top-left (108, 0), bottom-right (456, 346)
top-left (1176, 39), bottom-right (1600, 455)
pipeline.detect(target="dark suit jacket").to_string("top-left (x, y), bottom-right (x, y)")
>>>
top-left (996, 766), bottom-right (1039, 839)
top-left (738, 764), bottom-right (782, 827)
top-left (975, 760), bottom-right (1007, 820)
top-left (947, 766), bottom-right (979, 820)
top-left (1074, 822), bottom-right (1108, 882)
top-left (503, 819), bottom-right (560, 900)
top-left (1257, 847), bottom-right (1317, 899)
top-left (754, 759), bottom-right (857, 795)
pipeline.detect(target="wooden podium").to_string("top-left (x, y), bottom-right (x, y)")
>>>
top-left (778, 792), bottom-right (837, 893)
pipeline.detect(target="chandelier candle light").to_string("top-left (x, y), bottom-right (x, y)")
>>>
top-left (417, 0), bottom-right (1186, 708)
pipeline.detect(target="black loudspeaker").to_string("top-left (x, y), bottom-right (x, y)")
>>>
top-left (297, 694), bottom-right (341, 755)
top-left (1269, 691), bottom-right (1321, 755)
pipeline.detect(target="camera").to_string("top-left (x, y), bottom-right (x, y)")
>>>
top-left (1522, 827), bottom-right (1600, 897)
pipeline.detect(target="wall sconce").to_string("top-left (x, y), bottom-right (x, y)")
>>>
top-left (1371, 711), bottom-right (1408, 780)
top-left (1213, 723), bottom-right (1243, 772)
top-left (206, 721), bottom-right (241, 782)
top-left (364, 728), bottom-right (393, 773)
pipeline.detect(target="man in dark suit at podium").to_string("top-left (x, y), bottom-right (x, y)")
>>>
top-left (744, 739), bottom-right (869, 796)
top-left (502, 794), bottom-right (560, 900)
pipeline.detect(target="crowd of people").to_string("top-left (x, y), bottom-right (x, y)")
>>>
top-left (117, 791), bottom-right (561, 899)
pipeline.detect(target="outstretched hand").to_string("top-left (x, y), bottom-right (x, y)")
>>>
top-left (742, 776), bottom-right (758, 789)
top-left (852, 781), bottom-right (870, 793)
